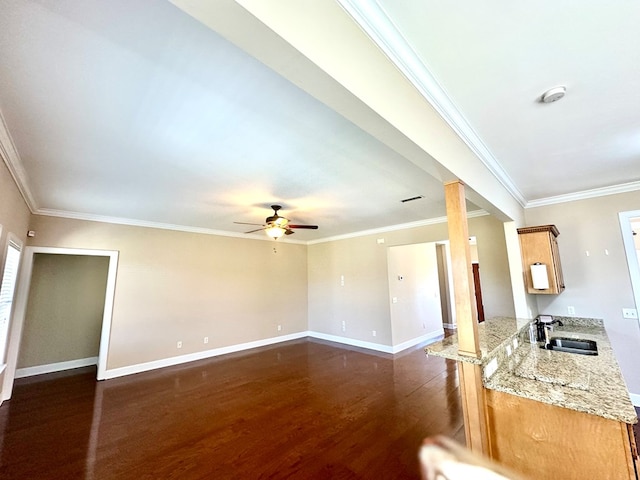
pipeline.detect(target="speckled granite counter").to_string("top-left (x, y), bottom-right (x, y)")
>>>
top-left (424, 316), bottom-right (530, 365)
top-left (426, 317), bottom-right (638, 425)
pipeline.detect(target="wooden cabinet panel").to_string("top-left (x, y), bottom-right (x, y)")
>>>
top-left (485, 389), bottom-right (638, 480)
top-left (517, 224), bottom-right (565, 294)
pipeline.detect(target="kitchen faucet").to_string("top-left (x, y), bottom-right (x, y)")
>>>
top-left (542, 319), bottom-right (564, 349)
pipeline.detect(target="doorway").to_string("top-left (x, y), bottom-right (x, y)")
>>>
top-left (619, 211), bottom-right (640, 319)
top-left (2, 247), bottom-right (118, 401)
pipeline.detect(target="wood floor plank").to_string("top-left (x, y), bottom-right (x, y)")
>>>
top-left (0, 338), bottom-right (463, 479)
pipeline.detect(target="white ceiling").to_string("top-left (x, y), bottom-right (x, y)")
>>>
top-left (1, 0), bottom-right (638, 243)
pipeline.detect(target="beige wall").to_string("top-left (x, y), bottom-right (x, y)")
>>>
top-left (308, 214), bottom-right (515, 345)
top-left (26, 216), bottom-right (309, 370)
top-left (524, 190), bottom-right (640, 394)
top-left (0, 160), bottom-right (30, 398)
top-left (18, 254), bottom-right (109, 368)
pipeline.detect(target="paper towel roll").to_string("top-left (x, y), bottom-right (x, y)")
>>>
top-left (531, 263), bottom-right (549, 290)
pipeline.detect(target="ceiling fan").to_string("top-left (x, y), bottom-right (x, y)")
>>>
top-left (235, 205), bottom-right (319, 239)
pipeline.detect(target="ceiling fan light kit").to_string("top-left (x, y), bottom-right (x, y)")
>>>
top-left (265, 225), bottom-right (286, 239)
top-left (234, 205), bottom-right (319, 240)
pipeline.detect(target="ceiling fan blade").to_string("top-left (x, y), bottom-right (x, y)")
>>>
top-left (234, 221), bottom-right (264, 226)
top-left (288, 224), bottom-right (319, 229)
top-left (284, 229), bottom-right (295, 235)
top-left (244, 227), bottom-right (266, 234)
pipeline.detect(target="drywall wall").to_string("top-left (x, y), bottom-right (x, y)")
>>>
top-left (17, 254), bottom-right (109, 368)
top-left (387, 242), bottom-right (443, 346)
top-left (25, 215), bottom-right (309, 370)
top-left (524, 190), bottom-right (640, 395)
top-left (308, 214), bottom-right (515, 345)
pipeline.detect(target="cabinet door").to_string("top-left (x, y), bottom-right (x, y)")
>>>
top-left (517, 225), bottom-right (565, 295)
top-left (485, 389), bottom-right (638, 480)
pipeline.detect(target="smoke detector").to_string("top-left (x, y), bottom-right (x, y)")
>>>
top-left (541, 86), bottom-right (566, 103)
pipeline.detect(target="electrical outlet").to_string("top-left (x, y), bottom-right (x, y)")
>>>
top-left (567, 306), bottom-right (575, 315)
top-left (177, 341), bottom-right (182, 349)
top-left (485, 358), bottom-right (498, 379)
top-left (277, 324), bottom-right (282, 331)
top-left (372, 330), bottom-right (377, 337)
top-left (203, 336), bottom-right (208, 344)
top-left (623, 308), bottom-right (638, 319)
top-left (341, 321), bottom-right (346, 332)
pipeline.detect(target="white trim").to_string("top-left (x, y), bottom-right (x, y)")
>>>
top-left (309, 331), bottom-right (394, 353)
top-left (96, 330), bottom-right (445, 381)
top-left (527, 181), bottom-right (640, 208)
top-left (35, 209), bottom-right (306, 245)
top-left (2, 247), bottom-right (118, 401)
top-left (618, 211), bottom-right (640, 330)
top-left (101, 332), bottom-right (308, 380)
top-left (15, 357), bottom-right (98, 378)
top-left (390, 330), bottom-right (444, 354)
top-left (308, 210), bottom-right (489, 245)
top-left (336, 0), bottom-right (526, 208)
top-left (0, 111), bottom-right (37, 212)
top-left (442, 323), bottom-right (457, 329)
top-left (629, 392), bottom-right (640, 407)
top-left (307, 330), bottom-right (442, 354)
top-left (35, 207), bottom-right (489, 246)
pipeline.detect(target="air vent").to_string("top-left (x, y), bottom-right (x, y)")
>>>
top-left (400, 195), bottom-right (424, 203)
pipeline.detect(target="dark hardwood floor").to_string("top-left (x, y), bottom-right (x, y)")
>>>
top-left (0, 338), bottom-right (463, 479)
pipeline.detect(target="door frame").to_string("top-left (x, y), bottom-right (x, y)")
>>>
top-left (619, 210), bottom-right (640, 322)
top-left (1, 247), bottom-right (118, 401)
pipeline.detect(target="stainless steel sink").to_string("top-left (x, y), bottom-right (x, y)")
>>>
top-left (542, 337), bottom-right (598, 356)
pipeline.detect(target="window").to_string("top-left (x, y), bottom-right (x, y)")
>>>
top-left (0, 238), bottom-right (22, 364)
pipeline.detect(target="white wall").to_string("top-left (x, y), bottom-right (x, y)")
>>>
top-left (387, 242), bottom-right (443, 346)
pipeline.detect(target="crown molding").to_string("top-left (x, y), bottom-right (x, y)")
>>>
top-left (36, 207), bottom-right (488, 246)
top-left (0, 111), bottom-right (38, 212)
top-left (308, 209), bottom-right (489, 245)
top-left (34, 208), bottom-right (307, 244)
top-left (337, 0), bottom-right (526, 208)
top-left (525, 181), bottom-right (640, 208)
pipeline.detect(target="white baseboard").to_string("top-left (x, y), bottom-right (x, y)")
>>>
top-left (100, 332), bottom-right (308, 380)
top-left (15, 357), bottom-right (98, 378)
top-left (308, 331), bottom-right (394, 353)
top-left (390, 329), bottom-right (444, 353)
top-left (100, 329), bottom-right (447, 381)
top-left (629, 392), bottom-right (640, 407)
top-left (307, 329), bottom-right (443, 354)
top-left (442, 323), bottom-right (457, 329)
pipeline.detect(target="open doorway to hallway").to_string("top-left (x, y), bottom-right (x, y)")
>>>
top-left (2, 247), bottom-right (118, 402)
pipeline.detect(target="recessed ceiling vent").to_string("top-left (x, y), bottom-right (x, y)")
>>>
top-left (541, 86), bottom-right (566, 103)
top-left (401, 195), bottom-right (424, 203)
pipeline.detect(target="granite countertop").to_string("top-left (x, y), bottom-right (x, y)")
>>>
top-left (426, 317), bottom-right (638, 425)
top-left (424, 316), bottom-right (530, 365)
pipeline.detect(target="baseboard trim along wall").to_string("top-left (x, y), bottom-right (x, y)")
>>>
top-left (15, 357), bottom-right (98, 378)
top-left (629, 392), bottom-right (640, 407)
top-left (100, 332), bottom-right (309, 380)
top-left (100, 329), bottom-right (446, 380)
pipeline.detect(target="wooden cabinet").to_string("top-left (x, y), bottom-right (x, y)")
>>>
top-left (485, 389), bottom-right (639, 480)
top-left (517, 224), bottom-right (565, 294)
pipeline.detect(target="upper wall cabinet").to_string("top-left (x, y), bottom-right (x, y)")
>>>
top-left (517, 225), bottom-right (565, 295)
